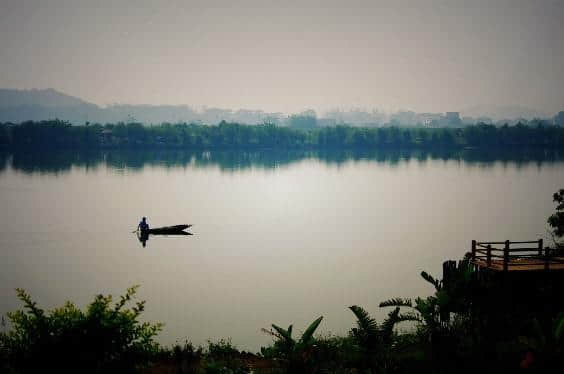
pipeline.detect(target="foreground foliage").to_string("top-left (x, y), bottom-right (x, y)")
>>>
top-left (260, 316), bottom-right (323, 372)
top-left (2, 271), bottom-right (563, 374)
top-left (548, 189), bottom-right (564, 248)
top-left (0, 286), bottom-right (162, 374)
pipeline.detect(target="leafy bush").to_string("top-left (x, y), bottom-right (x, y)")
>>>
top-left (203, 338), bottom-right (249, 373)
top-left (548, 189), bottom-right (564, 247)
top-left (206, 338), bottom-right (239, 357)
top-left (260, 316), bottom-right (323, 373)
top-left (348, 305), bottom-right (419, 372)
top-left (311, 333), bottom-right (361, 371)
top-left (0, 286), bottom-right (162, 374)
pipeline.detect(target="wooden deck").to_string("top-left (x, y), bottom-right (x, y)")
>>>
top-left (472, 257), bottom-right (564, 272)
top-left (470, 239), bottom-right (564, 272)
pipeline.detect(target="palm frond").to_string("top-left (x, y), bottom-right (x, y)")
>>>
top-left (379, 298), bottom-right (412, 308)
top-left (272, 324), bottom-right (294, 344)
top-left (300, 316), bottom-right (323, 344)
top-left (261, 327), bottom-right (282, 340)
top-left (421, 271), bottom-right (442, 291)
top-left (349, 305), bottom-right (379, 336)
top-left (414, 297), bottom-right (437, 325)
top-left (381, 307), bottom-right (400, 343)
top-left (397, 312), bottom-right (421, 323)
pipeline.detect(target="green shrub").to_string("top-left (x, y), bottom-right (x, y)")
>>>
top-left (207, 338), bottom-right (239, 358)
top-left (0, 286), bottom-right (162, 374)
top-left (204, 339), bottom-right (249, 373)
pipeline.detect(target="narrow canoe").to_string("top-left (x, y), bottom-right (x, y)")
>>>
top-left (142, 224), bottom-right (192, 235)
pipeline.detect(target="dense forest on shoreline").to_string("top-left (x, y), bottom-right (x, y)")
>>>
top-left (1, 120), bottom-right (564, 150)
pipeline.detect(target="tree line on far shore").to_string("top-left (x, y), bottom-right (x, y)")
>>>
top-left (1, 120), bottom-right (564, 150)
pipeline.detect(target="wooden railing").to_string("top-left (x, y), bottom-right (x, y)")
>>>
top-left (471, 239), bottom-right (564, 271)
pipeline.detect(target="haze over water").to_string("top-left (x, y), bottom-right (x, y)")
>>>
top-left (1, 149), bottom-right (563, 350)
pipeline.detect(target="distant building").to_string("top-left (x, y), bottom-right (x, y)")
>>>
top-left (390, 110), bottom-right (418, 126)
top-left (475, 116), bottom-right (493, 124)
top-left (288, 111), bottom-right (317, 129)
top-left (555, 111), bottom-right (564, 126)
top-left (445, 112), bottom-right (462, 127)
top-left (419, 113), bottom-right (443, 127)
top-left (317, 118), bottom-right (337, 127)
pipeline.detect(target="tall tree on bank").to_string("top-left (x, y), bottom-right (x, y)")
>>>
top-left (548, 189), bottom-right (564, 248)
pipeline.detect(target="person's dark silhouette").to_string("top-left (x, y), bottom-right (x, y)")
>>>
top-left (137, 217), bottom-right (150, 247)
top-left (138, 216), bottom-right (149, 231)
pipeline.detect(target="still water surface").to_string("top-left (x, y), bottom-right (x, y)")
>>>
top-left (1, 149), bottom-right (563, 350)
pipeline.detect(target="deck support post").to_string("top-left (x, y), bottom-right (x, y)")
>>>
top-left (487, 245), bottom-right (492, 267)
top-left (503, 240), bottom-right (510, 272)
top-left (471, 240), bottom-right (476, 261)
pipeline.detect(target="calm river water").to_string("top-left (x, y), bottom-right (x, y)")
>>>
top-left (1, 149), bottom-right (563, 350)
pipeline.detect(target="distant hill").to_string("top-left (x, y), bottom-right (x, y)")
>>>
top-left (0, 88), bottom-right (101, 124)
top-left (0, 88), bottom-right (276, 125)
top-left (0, 88), bottom-right (557, 125)
top-left (0, 88), bottom-right (94, 108)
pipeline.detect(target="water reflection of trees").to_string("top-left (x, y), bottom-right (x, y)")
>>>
top-left (9, 150), bottom-right (102, 175)
top-left (3, 148), bottom-right (564, 175)
top-left (0, 152), bottom-right (8, 172)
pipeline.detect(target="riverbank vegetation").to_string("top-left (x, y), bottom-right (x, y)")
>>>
top-left (2, 192), bottom-right (564, 373)
top-left (2, 260), bottom-right (563, 373)
top-left (1, 120), bottom-right (564, 150)
top-left (0, 286), bottom-right (162, 374)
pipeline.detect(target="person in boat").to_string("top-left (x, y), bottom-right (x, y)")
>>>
top-left (138, 217), bottom-right (150, 232)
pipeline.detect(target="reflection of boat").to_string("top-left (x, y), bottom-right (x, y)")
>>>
top-left (142, 224), bottom-right (192, 235)
top-left (138, 230), bottom-right (192, 238)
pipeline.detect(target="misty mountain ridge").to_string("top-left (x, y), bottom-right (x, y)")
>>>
top-left (0, 88), bottom-right (558, 126)
top-left (0, 88), bottom-right (94, 108)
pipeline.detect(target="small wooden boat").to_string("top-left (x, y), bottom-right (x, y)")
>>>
top-left (140, 224), bottom-right (192, 235)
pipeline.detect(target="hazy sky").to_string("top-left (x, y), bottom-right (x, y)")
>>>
top-left (1, 0), bottom-right (563, 114)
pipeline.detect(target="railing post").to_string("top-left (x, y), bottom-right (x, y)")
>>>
top-left (538, 238), bottom-right (543, 256)
top-left (471, 240), bottom-right (476, 261)
top-left (504, 240), bottom-right (510, 271)
top-left (487, 244), bottom-right (492, 267)
top-left (545, 246), bottom-right (550, 271)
